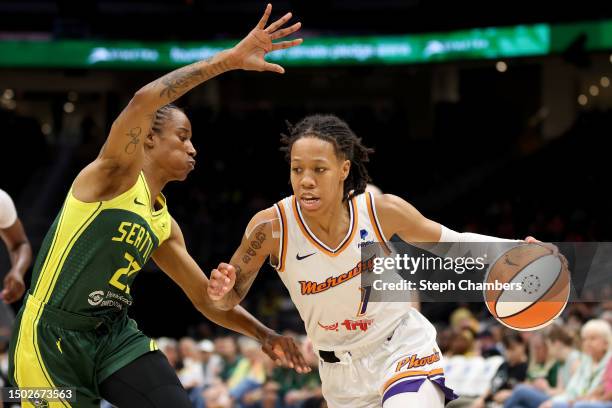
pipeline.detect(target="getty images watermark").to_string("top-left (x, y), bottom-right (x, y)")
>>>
top-left (371, 253), bottom-right (522, 292)
top-left (361, 241), bottom-right (610, 304)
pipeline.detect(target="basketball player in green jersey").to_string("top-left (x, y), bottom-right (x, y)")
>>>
top-left (8, 5), bottom-right (308, 407)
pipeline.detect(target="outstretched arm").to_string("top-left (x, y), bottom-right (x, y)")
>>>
top-left (73, 4), bottom-right (302, 202)
top-left (375, 194), bottom-right (525, 259)
top-left (152, 216), bottom-right (308, 371)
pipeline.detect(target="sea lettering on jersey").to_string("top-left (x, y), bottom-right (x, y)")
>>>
top-left (111, 221), bottom-right (155, 260)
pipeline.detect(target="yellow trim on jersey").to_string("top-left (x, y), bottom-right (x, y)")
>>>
top-left (31, 199), bottom-right (68, 298)
top-left (15, 296), bottom-right (72, 407)
top-left (33, 201), bottom-right (103, 302)
top-left (32, 172), bottom-right (171, 302)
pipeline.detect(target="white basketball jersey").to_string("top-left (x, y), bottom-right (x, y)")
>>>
top-left (273, 192), bottom-right (426, 352)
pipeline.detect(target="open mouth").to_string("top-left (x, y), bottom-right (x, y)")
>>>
top-left (300, 195), bottom-right (321, 210)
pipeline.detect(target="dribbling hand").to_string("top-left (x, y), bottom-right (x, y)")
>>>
top-left (228, 3), bottom-right (303, 74)
top-left (208, 262), bottom-right (236, 301)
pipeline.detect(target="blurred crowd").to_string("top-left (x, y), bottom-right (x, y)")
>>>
top-left (93, 301), bottom-right (611, 408)
top-left (441, 302), bottom-right (612, 408)
top-left (95, 334), bottom-right (324, 408)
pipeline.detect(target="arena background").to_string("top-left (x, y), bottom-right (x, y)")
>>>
top-left (0, 2), bottom-right (611, 406)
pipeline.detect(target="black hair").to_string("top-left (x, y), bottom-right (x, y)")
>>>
top-left (150, 103), bottom-right (184, 136)
top-left (280, 114), bottom-right (374, 201)
top-left (501, 331), bottom-right (526, 349)
top-left (548, 324), bottom-right (574, 346)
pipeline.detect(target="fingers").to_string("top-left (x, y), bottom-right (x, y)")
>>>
top-left (263, 338), bottom-right (311, 373)
top-left (272, 38), bottom-right (303, 51)
top-left (208, 269), bottom-right (232, 299)
top-left (257, 3), bottom-right (272, 30)
top-left (262, 62), bottom-right (285, 74)
top-left (265, 11), bottom-right (293, 33)
top-left (261, 342), bottom-right (286, 367)
top-left (217, 262), bottom-right (236, 279)
top-left (287, 339), bottom-right (311, 373)
top-left (270, 22), bottom-right (301, 40)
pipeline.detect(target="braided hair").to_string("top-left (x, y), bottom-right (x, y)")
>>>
top-left (149, 103), bottom-right (184, 136)
top-left (280, 114), bottom-right (374, 201)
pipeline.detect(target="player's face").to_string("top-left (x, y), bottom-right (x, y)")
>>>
top-left (290, 136), bottom-right (350, 214)
top-left (149, 109), bottom-right (197, 181)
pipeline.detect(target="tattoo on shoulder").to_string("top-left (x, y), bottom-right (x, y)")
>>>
top-left (124, 126), bottom-right (142, 154)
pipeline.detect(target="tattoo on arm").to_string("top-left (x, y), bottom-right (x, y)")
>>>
top-left (159, 66), bottom-right (204, 99)
top-left (124, 126), bottom-right (142, 154)
top-left (158, 57), bottom-right (230, 101)
top-left (233, 226), bottom-right (267, 299)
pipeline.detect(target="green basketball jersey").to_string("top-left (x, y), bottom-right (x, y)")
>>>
top-left (29, 172), bottom-right (171, 318)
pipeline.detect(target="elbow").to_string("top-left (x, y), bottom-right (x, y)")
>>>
top-left (132, 87), bottom-right (150, 104)
top-left (122, 88), bottom-right (153, 116)
top-left (194, 296), bottom-right (234, 315)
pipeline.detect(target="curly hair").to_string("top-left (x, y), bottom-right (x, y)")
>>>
top-left (280, 114), bottom-right (374, 201)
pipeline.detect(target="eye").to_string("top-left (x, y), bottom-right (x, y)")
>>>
top-left (291, 167), bottom-right (302, 174)
top-left (315, 167), bottom-right (327, 173)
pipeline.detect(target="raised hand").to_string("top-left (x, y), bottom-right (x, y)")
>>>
top-left (228, 3), bottom-right (303, 74)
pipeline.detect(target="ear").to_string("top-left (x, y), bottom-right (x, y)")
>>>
top-left (144, 132), bottom-right (156, 149)
top-left (340, 159), bottom-right (351, 181)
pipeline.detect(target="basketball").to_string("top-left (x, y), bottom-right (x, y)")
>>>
top-left (484, 243), bottom-right (570, 331)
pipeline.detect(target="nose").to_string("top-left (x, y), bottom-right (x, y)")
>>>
top-left (187, 141), bottom-right (197, 158)
top-left (300, 171), bottom-right (316, 188)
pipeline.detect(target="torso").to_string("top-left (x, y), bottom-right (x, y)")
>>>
top-left (272, 192), bottom-right (416, 351)
top-left (29, 172), bottom-right (171, 318)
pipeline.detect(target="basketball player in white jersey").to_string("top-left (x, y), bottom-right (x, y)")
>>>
top-left (207, 114), bottom-right (538, 407)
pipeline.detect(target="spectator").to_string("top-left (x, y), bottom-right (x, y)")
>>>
top-left (476, 328), bottom-right (502, 358)
top-left (541, 319), bottom-right (612, 408)
top-left (448, 331), bottom-right (528, 407)
top-left (199, 339), bottom-right (223, 389)
top-left (526, 333), bottom-right (558, 388)
top-left (505, 319), bottom-right (611, 408)
top-left (228, 337), bottom-right (267, 408)
top-left (216, 336), bottom-right (243, 382)
top-left (157, 337), bottom-right (180, 370)
top-left (178, 337), bottom-right (206, 408)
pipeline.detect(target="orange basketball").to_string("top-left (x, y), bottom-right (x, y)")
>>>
top-left (484, 243), bottom-right (570, 331)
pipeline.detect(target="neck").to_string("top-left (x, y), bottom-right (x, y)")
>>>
top-left (142, 162), bottom-right (168, 206)
top-left (303, 195), bottom-right (348, 234)
top-left (592, 350), bottom-right (606, 364)
top-left (559, 346), bottom-right (572, 361)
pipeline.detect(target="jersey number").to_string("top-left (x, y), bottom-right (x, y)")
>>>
top-left (109, 252), bottom-right (141, 294)
top-left (357, 285), bottom-right (372, 316)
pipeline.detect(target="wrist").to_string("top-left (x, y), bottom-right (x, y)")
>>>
top-left (215, 49), bottom-right (239, 71)
top-left (256, 326), bottom-right (276, 344)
